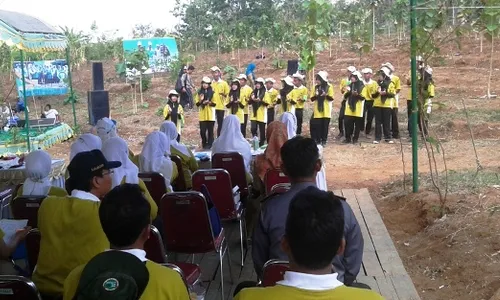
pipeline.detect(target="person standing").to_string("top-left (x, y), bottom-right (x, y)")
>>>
top-left (195, 77), bottom-right (216, 149)
top-left (264, 78), bottom-right (279, 124)
top-left (417, 66), bottom-right (435, 137)
top-left (406, 56), bottom-right (426, 136)
top-left (338, 66), bottom-right (357, 139)
top-left (382, 62), bottom-right (401, 139)
top-left (362, 68), bottom-right (377, 137)
top-left (180, 65), bottom-right (195, 109)
top-left (373, 67), bottom-right (396, 144)
top-left (163, 90), bottom-right (184, 140)
top-left (310, 71), bottom-right (334, 145)
top-left (343, 71), bottom-right (367, 144)
top-left (227, 79), bottom-right (247, 130)
top-left (277, 76), bottom-right (294, 116)
top-left (287, 73), bottom-right (308, 135)
top-left (211, 66), bottom-right (230, 137)
top-left (238, 74), bottom-right (253, 138)
top-left (249, 78), bottom-right (271, 146)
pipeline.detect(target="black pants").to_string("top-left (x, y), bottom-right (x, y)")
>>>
top-left (267, 108), bottom-right (275, 124)
top-left (241, 114), bottom-right (249, 138)
top-left (374, 107), bottom-right (392, 141)
top-left (250, 121), bottom-right (266, 146)
top-left (344, 115), bottom-right (363, 142)
top-left (391, 108), bottom-right (400, 139)
top-left (180, 89), bottom-right (193, 109)
top-left (200, 121), bottom-right (215, 149)
top-left (364, 101), bottom-right (375, 135)
top-left (216, 110), bottom-right (225, 137)
top-left (310, 118), bottom-right (330, 144)
top-left (295, 108), bottom-right (304, 135)
top-left (338, 99), bottom-right (346, 135)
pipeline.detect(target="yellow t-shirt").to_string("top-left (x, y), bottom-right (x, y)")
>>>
top-left (373, 81), bottom-right (397, 108)
top-left (344, 87), bottom-right (369, 117)
top-left (226, 93), bottom-right (247, 124)
top-left (235, 284), bottom-right (384, 300)
top-left (339, 78), bottom-right (350, 96)
top-left (195, 93), bottom-right (216, 122)
top-left (212, 79), bottom-right (230, 110)
top-left (171, 147), bottom-right (199, 189)
top-left (249, 90), bottom-right (271, 123)
top-left (32, 196), bottom-right (110, 296)
top-left (241, 85), bottom-right (253, 115)
top-left (311, 84), bottom-right (334, 119)
top-left (363, 80), bottom-right (379, 101)
top-left (63, 260), bottom-right (190, 300)
top-left (265, 88), bottom-right (279, 108)
top-left (163, 105), bottom-right (184, 135)
top-left (287, 86), bottom-right (309, 110)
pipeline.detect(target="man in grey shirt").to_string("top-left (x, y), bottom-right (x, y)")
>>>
top-left (180, 65), bottom-right (195, 109)
top-left (252, 136), bottom-right (364, 286)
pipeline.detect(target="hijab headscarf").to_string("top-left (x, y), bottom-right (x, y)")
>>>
top-left (139, 131), bottom-right (174, 191)
top-left (102, 137), bottom-right (139, 188)
top-left (280, 80), bottom-right (294, 112)
top-left (251, 82), bottom-right (266, 117)
top-left (160, 121), bottom-right (190, 156)
top-left (70, 133), bottom-right (102, 161)
top-left (167, 92), bottom-right (181, 124)
top-left (315, 76), bottom-right (329, 113)
top-left (211, 115), bottom-right (252, 172)
top-left (22, 150), bottom-right (52, 196)
top-left (280, 112), bottom-right (297, 140)
top-left (228, 81), bottom-right (242, 115)
top-left (348, 72), bottom-right (365, 111)
top-left (254, 122), bottom-right (288, 181)
top-left (96, 117), bottom-right (117, 142)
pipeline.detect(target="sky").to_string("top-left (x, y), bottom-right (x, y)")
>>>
top-left (0, 0), bottom-right (180, 38)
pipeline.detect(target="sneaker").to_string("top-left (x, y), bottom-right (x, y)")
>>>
top-left (385, 140), bottom-right (395, 144)
top-left (373, 140), bottom-right (380, 144)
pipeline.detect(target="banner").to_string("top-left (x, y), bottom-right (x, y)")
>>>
top-left (123, 37), bottom-right (179, 74)
top-left (13, 60), bottom-right (69, 98)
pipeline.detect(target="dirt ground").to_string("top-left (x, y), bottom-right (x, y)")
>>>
top-left (4, 36), bottom-right (500, 299)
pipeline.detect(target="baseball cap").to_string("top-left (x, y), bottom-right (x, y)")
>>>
top-left (210, 66), bottom-right (221, 72)
top-left (347, 66), bottom-right (357, 72)
top-left (68, 150), bottom-right (121, 181)
top-left (237, 74), bottom-right (247, 80)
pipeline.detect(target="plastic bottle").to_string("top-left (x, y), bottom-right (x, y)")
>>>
top-left (252, 136), bottom-right (259, 150)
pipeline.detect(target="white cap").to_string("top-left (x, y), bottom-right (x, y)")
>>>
top-left (265, 78), bottom-right (276, 83)
top-left (183, 65), bottom-right (188, 70)
top-left (361, 68), bottom-right (373, 74)
top-left (347, 66), bottom-right (357, 72)
top-left (202, 76), bottom-right (211, 84)
top-left (282, 76), bottom-right (294, 86)
top-left (237, 74), bottom-right (247, 80)
top-left (416, 55), bottom-right (423, 62)
top-left (210, 66), bottom-right (221, 72)
top-left (316, 71), bottom-right (328, 82)
top-left (380, 67), bottom-right (391, 77)
top-left (255, 77), bottom-right (266, 84)
top-left (382, 62), bottom-right (395, 72)
top-left (292, 73), bottom-right (305, 81)
top-left (168, 90), bottom-right (179, 96)
top-left (351, 71), bottom-right (362, 80)
top-left (425, 66), bottom-right (433, 75)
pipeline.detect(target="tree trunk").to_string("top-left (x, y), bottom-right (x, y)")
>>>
top-left (140, 75), bottom-right (144, 105)
top-left (238, 48), bottom-right (241, 70)
top-left (487, 34), bottom-right (494, 98)
top-left (480, 33), bottom-right (483, 53)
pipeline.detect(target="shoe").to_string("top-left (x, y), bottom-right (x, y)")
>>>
top-left (373, 140), bottom-right (380, 144)
top-left (352, 139), bottom-right (358, 144)
top-left (385, 140), bottom-right (395, 144)
top-left (365, 133), bottom-right (372, 139)
top-left (342, 139), bottom-right (351, 144)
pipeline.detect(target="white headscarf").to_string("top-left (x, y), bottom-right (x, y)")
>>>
top-left (102, 137), bottom-right (139, 188)
top-left (139, 131), bottom-right (174, 191)
top-left (22, 150), bottom-right (52, 196)
top-left (160, 121), bottom-right (190, 156)
top-left (70, 133), bottom-right (102, 161)
top-left (280, 112), bottom-right (297, 139)
top-left (211, 115), bottom-right (252, 172)
top-left (96, 117), bottom-right (117, 143)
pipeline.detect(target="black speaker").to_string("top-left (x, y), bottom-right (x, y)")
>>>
top-left (88, 90), bottom-right (109, 125)
top-left (92, 62), bottom-right (105, 91)
top-left (287, 60), bottom-right (299, 76)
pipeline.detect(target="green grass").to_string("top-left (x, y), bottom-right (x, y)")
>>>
top-left (419, 169), bottom-right (500, 194)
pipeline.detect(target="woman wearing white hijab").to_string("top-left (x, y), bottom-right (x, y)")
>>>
top-left (69, 133), bottom-right (102, 161)
top-left (102, 137), bottom-right (158, 220)
top-left (280, 112), bottom-right (297, 139)
top-left (211, 114), bottom-right (253, 183)
top-left (20, 150), bottom-right (67, 197)
top-left (139, 131), bottom-right (178, 192)
top-left (160, 121), bottom-right (198, 189)
top-left (96, 118), bottom-right (117, 143)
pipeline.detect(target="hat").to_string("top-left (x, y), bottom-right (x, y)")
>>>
top-left (382, 62), bottom-right (395, 72)
top-left (210, 66), bottom-right (221, 72)
top-left (292, 73), bottom-right (304, 81)
top-left (265, 78), bottom-right (276, 83)
top-left (231, 78), bottom-right (240, 84)
top-left (255, 77), bottom-right (265, 84)
top-left (347, 66), bottom-right (357, 72)
top-left (282, 76), bottom-right (294, 86)
top-left (425, 66), bottom-right (433, 75)
top-left (237, 74), bottom-right (247, 80)
top-left (350, 71), bottom-right (363, 80)
top-left (68, 149), bottom-right (121, 181)
top-left (202, 76), bottom-right (211, 84)
top-left (361, 68), bottom-right (373, 74)
top-left (316, 71), bottom-right (328, 82)
top-left (168, 90), bottom-right (179, 97)
top-left (183, 65), bottom-right (188, 70)
top-left (379, 66), bottom-right (391, 77)
top-left (416, 56), bottom-right (423, 62)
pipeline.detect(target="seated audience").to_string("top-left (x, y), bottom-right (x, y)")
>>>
top-left (160, 121), bottom-right (199, 189)
top-left (63, 184), bottom-right (189, 299)
top-left (69, 133), bottom-right (102, 161)
top-left (235, 187), bottom-right (383, 300)
top-left (96, 117), bottom-right (137, 163)
top-left (280, 112), bottom-right (297, 140)
top-left (102, 137), bottom-right (158, 220)
top-left (32, 150), bottom-right (119, 297)
top-left (252, 136), bottom-right (364, 285)
top-left (0, 226), bottom-right (30, 275)
top-left (19, 150), bottom-right (67, 197)
top-left (139, 131), bottom-right (178, 192)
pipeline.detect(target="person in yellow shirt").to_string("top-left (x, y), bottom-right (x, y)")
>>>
top-left (406, 55), bottom-right (426, 135)
top-left (310, 71), bottom-right (334, 145)
top-left (343, 71), bottom-right (367, 144)
top-left (234, 187), bottom-right (384, 300)
top-left (63, 184), bottom-right (190, 300)
top-left (238, 74), bottom-right (253, 138)
top-left (195, 76), bottom-right (216, 149)
top-left (163, 90), bottom-right (184, 141)
top-left (265, 78), bottom-right (279, 123)
top-left (373, 67), bottom-right (397, 144)
top-left (416, 66), bottom-right (435, 137)
top-left (277, 76), bottom-right (294, 115)
top-left (382, 62), bottom-right (401, 139)
top-left (337, 66), bottom-right (356, 139)
top-left (288, 73), bottom-right (309, 135)
top-left (249, 77), bottom-right (271, 146)
top-left (227, 79), bottom-right (247, 130)
top-left (211, 66), bottom-right (230, 137)
top-left (361, 68), bottom-right (378, 137)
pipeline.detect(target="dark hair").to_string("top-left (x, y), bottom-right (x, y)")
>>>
top-left (45, 104), bottom-right (51, 109)
top-left (280, 136), bottom-right (319, 179)
top-left (188, 65), bottom-right (195, 71)
top-left (99, 184), bottom-right (151, 248)
top-left (286, 187), bottom-right (344, 270)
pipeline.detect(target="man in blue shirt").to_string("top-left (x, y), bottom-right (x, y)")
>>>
top-left (245, 63), bottom-right (256, 88)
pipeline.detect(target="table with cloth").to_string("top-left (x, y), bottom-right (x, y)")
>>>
top-left (0, 159), bottom-right (66, 187)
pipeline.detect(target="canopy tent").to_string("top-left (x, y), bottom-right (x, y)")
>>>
top-left (0, 10), bottom-right (76, 152)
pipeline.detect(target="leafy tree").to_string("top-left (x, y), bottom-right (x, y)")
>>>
top-left (132, 24), bottom-right (154, 39)
top-left (480, 0), bottom-right (500, 98)
top-left (154, 28), bottom-right (167, 37)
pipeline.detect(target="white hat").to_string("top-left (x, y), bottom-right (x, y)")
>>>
top-left (347, 66), bottom-right (357, 72)
top-left (255, 77), bottom-right (265, 84)
top-left (202, 76), bottom-right (211, 84)
top-left (283, 76), bottom-right (294, 86)
top-left (168, 90), bottom-right (179, 97)
top-left (265, 78), bottom-right (276, 83)
top-left (380, 67), bottom-right (391, 77)
top-left (237, 74), bottom-right (247, 80)
top-left (183, 65), bottom-right (188, 70)
top-left (416, 55), bottom-right (423, 62)
top-left (351, 71), bottom-right (362, 80)
top-left (382, 62), bottom-right (395, 72)
top-left (210, 66), bottom-right (221, 72)
top-left (425, 66), bottom-right (433, 75)
top-left (316, 71), bottom-right (328, 82)
top-left (361, 68), bottom-right (373, 74)
top-left (292, 73), bottom-right (305, 81)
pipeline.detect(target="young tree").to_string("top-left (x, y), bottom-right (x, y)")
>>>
top-left (480, 0), bottom-right (500, 98)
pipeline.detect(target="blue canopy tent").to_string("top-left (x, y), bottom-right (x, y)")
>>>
top-left (0, 10), bottom-right (76, 151)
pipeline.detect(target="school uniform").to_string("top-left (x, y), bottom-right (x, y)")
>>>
top-left (212, 79), bottom-right (230, 137)
top-left (416, 81), bottom-right (435, 136)
top-left (287, 86), bottom-right (309, 135)
top-left (171, 147), bottom-right (199, 189)
top-left (227, 90), bottom-right (247, 126)
top-left (241, 85), bottom-right (253, 137)
top-left (310, 83), bottom-right (334, 144)
top-left (265, 88), bottom-right (279, 123)
top-left (338, 78), bottom-right (350, 136)
top-left (363, 79), bottom-right (378, 135)
top-left (390, 74), bottom-right (402, 138)
top-left (249, 87), bottom-right (271, 146)
top-left (163, 102), bottom-right (184, 137)
top-left (195, 88), bottom-right (216, 149)
top-left (343, 83), bottom-right (368, 143)
top-left (373, 79), bottom-right (397, 142)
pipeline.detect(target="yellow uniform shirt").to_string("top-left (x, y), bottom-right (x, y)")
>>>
top-left (265, 88), bottom-right (279, 108)
top-left (163, 105), bottom-right (184, 134)
top-left (241, 85), bottom-right (253, 115)
top-left (344, 87), bottom-right (369, 117)
top-left (195, 93), bottom-right (216, 122)
top-left (235, 284), bottom-right (384, 300)
top-left (212, 79), bottom-right (230, 110)
top-left (249, 91), bottom-right (271, 123)
top-left (311, 84), bottom-right (334, 119)
top-left (33, 196), bottom-right (110, 296)
top-left (406, 70), bottom-right (423, 100)
top-left (171, 147), bottom-right (199, 189)
top-left (339, 78), bottom-right (350, 95)
top-left (63, 260), bottom-right (190, 300)
top-left (363, 80), bottom-right (379, 101)
top-left (226, 93), bottom-right (247, 124)
top-left (373, 81), bottom-right (397, 108)
top-left (16, 186), bottom-right (67, 198)
top-left (391, 74), bottom-right (401, 108)
top-left (286, 86), bottom-right (308, 113)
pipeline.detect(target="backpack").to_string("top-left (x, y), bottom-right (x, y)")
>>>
top-left (73, 251), bottom-right (149, 300)
top-left (175, 69), bottom-right (187, 93)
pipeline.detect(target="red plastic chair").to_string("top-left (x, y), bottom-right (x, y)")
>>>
top-left (212, 152), bottom-right (249, 200)
top-left (138, 172), bottom-right (168, 207)
top-left (270, 183), bottom-right (292, 195)
top-left (25, 229), bottom-right (41, 276)
top-left (10, 196), bottom-right (45, 228)
top-left (161, 192), bottom-right (233, 300)
top-left (144, 225), bottom-right (201, 287)
top-left (170, 155), bottom-right (187, 191)
top-left (264, 169), bottom-right (290, 196)
top-left (261, 259), bottom-right (290, 287)
top-left (0, 275), bottom-right (42, 299)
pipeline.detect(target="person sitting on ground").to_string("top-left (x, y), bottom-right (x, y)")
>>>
top-left (42, 104), bottom-right (59, 121)
top-left (63, 184), bottom-right (190, 300)
top-left (252, 136), bottom-right (364, 286)
top-left (33, 150), bottom-right (120, 298)
top-left (280, 112), bottom-right (297, 140)
top-left (69, 133), bottom-right (102, 161)
top-left (139, 131), bottom-right (178, 192)
top-left (236, 187), bottom-right (383, 300)
top-left (160, 121), bottom-right (198, 189)
top-left (102, 137), bottom-right (158, 221)
top-left (18, 150), bottom-right (67, 197)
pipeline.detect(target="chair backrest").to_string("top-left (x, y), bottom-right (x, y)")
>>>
top-left (144, 225), bottom-right (168, 264)
top-left (25, 229), bottom-right (40, 276)
top-left (0, 275), bottom-right (42, 300)
top-left (170, 155), bottom-right (187, 192)
top-left (10, 196), bottom-right (45, 228)
top-left (192, 169), bottom-right (237, 220)
top-left (270, 183), bottom-right (292, 195)
top-left (138, 172), bottom-right (167, 207)
top-left (161, 192), bottom-right (216, 253)
top-left (212, 152), bottom-right (248, 198)
top-left (0, 186), bottom-right (14, 219)
top-left (261, 259), bottom-right (290, 287)
top-left (264, 169), bottom-right (290, 195)
top-left (11, 184), bottom-right (22, 200)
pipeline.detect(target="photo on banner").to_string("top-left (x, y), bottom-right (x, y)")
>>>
top-left (122, 37), bottom-right (179, 74)
top-left (13, 60), bottom-right (69, 97)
